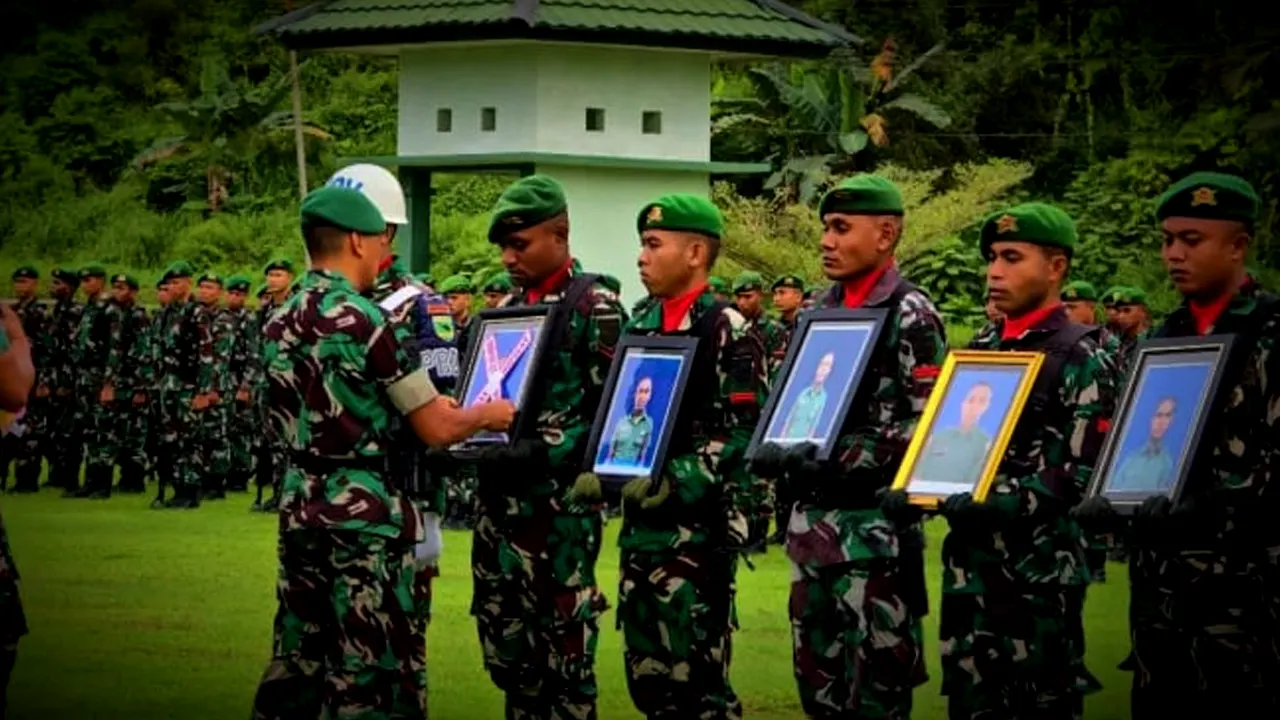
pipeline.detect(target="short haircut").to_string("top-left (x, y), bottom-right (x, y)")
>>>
top-left (1040, 245), bottom-right (1072, 276)
top-left (693, 233), bottom-right (721, 268)
top-left (303, 221), bottom-right (380, 259)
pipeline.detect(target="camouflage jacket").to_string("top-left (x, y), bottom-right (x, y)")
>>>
top-left (193, 301), bottom-right (232, 395)
top-left (0, 510), bottom-right (27, 645)
top-left (1138, 280), bottom-right (1279, 560)
top-left (492, 260), bottom-right (626, 513)
top-left (752, 312), bottom-right (789, 381)
top-left (47, 298), bottom-right (82, 391)
top-left (1113, 326), bottom-right (1152, 382)
top-left (224, 307), bottom-right (258, 393)
top-left (264, 269), bottom-right (430, 541)
top-left (102, 303), bottom-right (149, 395)
top-left (252, 289), bottom-right (295, 392)
top-left (142, 297), bottom-right (213, 399)
top-left (10, 298), bottom-right (50, 389)
top-left (73, 293), bottom-right (114, 387)
top-left (786, 266), bottom-right (948, 569)
top-left (618, 286), bottom-right (767, 553)
top-left (139, 304), bottom-right (170, 397)
top-left (941, 306), bottom-right (1116, 591)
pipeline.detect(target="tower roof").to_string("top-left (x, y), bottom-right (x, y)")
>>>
top-left (256, 0), bottom-right (859, 57)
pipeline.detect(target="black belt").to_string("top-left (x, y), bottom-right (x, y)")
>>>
top-left (289, 452), bottom-right (389, 475)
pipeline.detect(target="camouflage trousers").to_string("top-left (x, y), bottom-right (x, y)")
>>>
top-left (617, 547), bottom-right (742, 720)
top-left (443, 470), bottom-right (477, 528)
top-left (159, 394), bottom-right (199, 493)
top-left (227, 398), bottom-right (257, 484)
top-left (790, 559), bottom-right (927, 719)
top-left (251, 528), bottom-right (422, 720)
top-left (83, 397), bottom-right (123, 475)
top-left (116, 398), bottom-right (148, 474)
top-left (1127, 547), bottom-right (1280, 719)
top-left (193, 404), bottom-right (230, 489)
top-left (940, 588), bottom-right (1097, 720)
top-left (471, 507), bottom-right (606, 720)
top-left (5, 394), bottom-right (47, 490)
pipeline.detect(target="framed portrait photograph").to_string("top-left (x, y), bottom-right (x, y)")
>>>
top-left (583, 336), bottom-right (697, 490)
top-left (891, 350), bottom-right (1045, 507)
top-left (746, 309), bottom-right (888, 462)
top-left (451, 305), bottom-right (554, 450)
top-left (1086, 335), bottom-right (1235, 512)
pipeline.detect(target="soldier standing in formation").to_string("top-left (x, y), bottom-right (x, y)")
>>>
top-left (111, 274), bottom-right (151, 495)
top-left (709, 276), bottom-right (730, 303)
top-left (613, 193), bottom-right (764, 719)
top-left (939, 202), bottom-right (1116, 719)
top-left (1, 267), bottom-right (47, 493)
top-left (249, 185), bottom-right (514, 720)
top-left (142, 274), bottom-right (173, 501)
top-left (440, 274), bottom-right (475, 354)
top-left (192, 272), bottom-right (232, 500)
top-left (67, 263), bottom-right (111, 497)
top-left (42, 267), bottom-right (82, 490)
top-left (222, 275), bottom-right (257, 492)
top-left (482, 271), bottom-right (513, 309)
top-left (755, 175), bottom-right (945, 718)
top-left (1101, 285), bottom-right (1152, 376)
top-left (766, 272), bottom-right (805, 545)
top-left (252, 258), bottom-right (296, 512)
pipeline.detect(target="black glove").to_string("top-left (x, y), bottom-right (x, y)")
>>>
top-left (1070, 495), bottom-right (1119, 534)
top-left (783, 443), bottom-right (824, 477)
top-left (939, 492), bottom-right (1005, 533)
top-left (1130, 493), bottom-right (1209, 547)
top-left (879, 488), bottom-right (925, 528)
top-left (750, 443), bottom-right (787, 479)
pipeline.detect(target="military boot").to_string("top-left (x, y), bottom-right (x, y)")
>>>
top-left (86, 466), bottom-right (112, 499)
top-left (116, 461), bottom-right (146, 494)
top-left (60, 461), bottom-right (84, 497)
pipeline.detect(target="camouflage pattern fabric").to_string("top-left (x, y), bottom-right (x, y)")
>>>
top-left (225, 306), bottom-right (260, 487)
top-left (615, 287), bottom-right (766, 720)
top-left (192, 301), bottom-right (233, 495)
top-left (784, 267), bottom-right (945, 718)
top-left (1125, 280), bottom-right (1280, 718)
top-left (771, 314), bottom-right (800, 540)
top-left (43, 296), bottom-right (83, 486)
top-left (250, 528), bottom-right (419, 720)
top-left (471, 260), bottom-right (623, 720)
top-left (73, 293), bottom-right (114, 490)
top-left (113, 304), bottom-right (151, 490)
top-left (4, 297), bottom-right (49, 491)
top-left (940, 306), bottom-right (1115, 719)
top-left (139, 296), bottom-right (208, 501)
top-left (252, 268), bottom-right (431, 720)
top-left (253, 288), bottom-right (295, 508)
top-left (743, 313), bottom-right (786, 548)
top-left (140, 303), bottom-right (174, 493)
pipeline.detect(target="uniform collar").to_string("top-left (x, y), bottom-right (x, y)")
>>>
top-left (525, 259), bottom-right (577, 305)
top-left (662, 282), bottom-right (709, 333)
top-left (823, 262), bottom-right (902, 309)
top-left (305, 268), bottom-right (357, 293)
top-left (998, 303), bottom-right (1066, 342)
top-left (1162, 276), bottom-right (1264, 336)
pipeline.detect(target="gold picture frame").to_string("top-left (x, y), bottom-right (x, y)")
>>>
top-left (890, 350), bottom-right (1045, 508)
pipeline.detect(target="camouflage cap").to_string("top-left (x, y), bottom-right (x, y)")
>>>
top-left (980, 202), bottom-right (1078, 258)
top-left (1061, 280), bottom-right (1098, 302)
top-left (772, 273), bottom-right (806, 292)
top-left (1156, 171), bottom-right (1259, 225)
top-left (111, 273), bottom-right (139, 290)
top-left (819, 174), bottom-right (905, 217)
top-left (439, 273), bottom-right (475, 295)
top-left (225, 274), bottom-right (251, 293)
top-left (11, 265), bottom-right (38, 280)
top-left (264, 258), bottom-right (296, 275)
top-left (300, 185), bottom-right (386, 235)
top-left (52, 267), bottom-right (80, 285)
top-left (637, 193), bottom-right (723, 239)
top-left (732, 271), bottom-right (764, 294)
top-left (79, 263), bottom-right (107, 279)
top-left (1103, 285), bottom-right (1147, 306)
top-left (488, 174), bottom-right (568, 243)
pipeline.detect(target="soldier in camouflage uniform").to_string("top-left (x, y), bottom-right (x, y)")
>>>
top-left (253, 258), bottom-right (297, 512)
top-left (66, 263), bottom-right (111, 497)
top-left (602, 193), bottom-right (763, 720)
top-left (2, 267), bottom-right (49, 493)
top-left (483, 271), bottom-right (514, 309)
top-left (250, 185), bottom-right (514, 720)
top-left (441, 273), bottom-right (476, 354)
top-left (466, 174), bottom-right (625, 720)
top-left (80, 273), bottom-right (149, 497)
top-left (938, 203), bottom-right (1115, 719)
top-left (1064, 280), bottom-right (1122, 356)
top-left (767, 273), bottom-right (806, 544)
top-left (752, 175), bottom-right (945, 719)
top-left (222, 275), bottom-right (258, 492)
top-left (43, 267), bottom-right (83, 489)
top-left (1076, 172), bottom-right (1280, 718)
top-left (142, 276), bottom-right (172, 499)
top-left (709, 276), bottom-right (730, 303)
top-left (1101, 285), bottom-right (1152, 377)
top-left (191, 272), bottom-right (233, 500)
top-left (110, 275), bottom-right (151, 494)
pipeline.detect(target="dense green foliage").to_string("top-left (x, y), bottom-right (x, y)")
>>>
top-left (1, 0), bottom-right (1277, 317)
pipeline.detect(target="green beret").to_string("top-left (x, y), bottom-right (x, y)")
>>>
top-left (980, 202), bottom-right (1078, 257)
top-left (1103, 286), bottom-right (1147, 306)
top-left (198, 272), bottom-right (223, 286)
top-left (733, 271), bottom-right (764, 294)
top-left (637, 193), bottom-right (723, 239)
top-left (11, 266), bottom-right (38, 280)
top-left (300, 185), bottom-right (387, 235)
top-left (256, 284), bottom-right (270, 298)
top-left (264, 258), bottom-right (296, 275)
top-left (1155, 171), bottom-right (1259, 225)
top-left (819, 174), bottom-right (904, 217)
top-left (111, 273), bottom-right (139, 290)
top-left (1061, 281), bottom-right (1098, 302)
top-left (439, 274), bottom-right (475, 295)
top-left (488, 175), bottom-right (568, 243)
top-left (225, 275), bottom-right (251, 293)
top-left (164, 261), bottom-right (194, 279)
top-left (155, 277), bottom-right (168, 290)
top-left (416, 272), bottom-right (436, 287)
top-left (709, 276), bottom-right (729, 294)
top-left (772, 274), bottom-right (807, 292)
top-left (482, 272), bottom-right (513, 293)
top-left (52, 267), bottom-right (80, 285)
top-left (79, 263), bottom-right (107, 279)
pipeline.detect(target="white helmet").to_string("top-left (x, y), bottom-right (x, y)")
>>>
top-left (326, 163), bottom-right (408, 225)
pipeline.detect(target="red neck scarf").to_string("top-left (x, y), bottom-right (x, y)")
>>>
top-left (1002, 302), bottom-right (1061, 341)
top-left (1188, 294), bottom-right (1234, 335)
top-left (841, 260), bottom-right (893, 308)
top-left (662, 283), bottom-right (708, 332)
top-left (526, 259), bottom-right (573, 305)
top-left (377, 255), bottom-right (395, 274)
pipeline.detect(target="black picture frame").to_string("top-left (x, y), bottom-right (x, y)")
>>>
top-left (1086, 334), bottom-right (1236, 513)
top-left (450, 304), bottom-right (555, 453)
top-left (582, 335), bottom-right (699, 491)
top-left (745, 308), bottom-right (889, 462)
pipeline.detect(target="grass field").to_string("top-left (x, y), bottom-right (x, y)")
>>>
top-left (3, 490), bottom-right (1134, 719)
